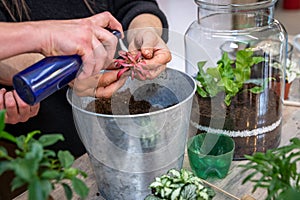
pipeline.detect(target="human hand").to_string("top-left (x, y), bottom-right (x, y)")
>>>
top-left (37, 11), bottom-right (123, 78)
top-left (37, 11), bottom-right (125, 98)
top-left (126, 27), bottom-right (171, 80)
top-left (0, 88), bottom-right (40, 124)
top-left (70, 67), bottom-right (127, 98)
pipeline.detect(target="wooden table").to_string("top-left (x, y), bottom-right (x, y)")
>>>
top-left (15, 104), bottom-right (300, 200)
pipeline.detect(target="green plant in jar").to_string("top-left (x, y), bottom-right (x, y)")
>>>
top-left (0, 110), bottom-right (89, 200)
top-left (195, 49), bottom-right (265, 106)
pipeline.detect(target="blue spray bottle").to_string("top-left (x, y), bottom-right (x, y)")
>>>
top-left (13, 30), bottom-right (122, 105)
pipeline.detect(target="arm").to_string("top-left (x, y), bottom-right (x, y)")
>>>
top-left (0, 12), bottom-right (123, 76)
top-left (0, 12), bottom-right (126, 124)
top-left (0, 53), bottom-right (44, 86)
top-left (113, 0), bottom-right (168, 39)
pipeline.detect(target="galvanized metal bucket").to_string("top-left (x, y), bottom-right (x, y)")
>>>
top-left (67, 68), bottom-right (196, 200)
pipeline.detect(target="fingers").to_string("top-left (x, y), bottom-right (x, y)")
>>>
top-left (126, 28), bottom-right (171, 80)
top-left (0, 88), bottom-right (40, 124)
top-left (13, 90), bottom-right (40, 117)
top-left (91, 12), bottom-right (123, 36)
top-left (74, 70), bottom-right (127, 98)
top-left (95, 76), bottom-right (127, 98)
top-left (78, 27), bottom-right (119, 79)
top-left (139, 31), bottom-right (158, 59)
top-left (0, 88), bottom-right (6, 110)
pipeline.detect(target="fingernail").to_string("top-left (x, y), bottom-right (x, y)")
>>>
top-left (144, 50), bottom-right (153, 58)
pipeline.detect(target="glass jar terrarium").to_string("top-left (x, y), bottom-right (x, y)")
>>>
top-left (185, 0), bottom-right (287, 160)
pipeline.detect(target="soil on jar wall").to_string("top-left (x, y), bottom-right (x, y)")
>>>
top-left (190, 83), bottom-right (282, 160)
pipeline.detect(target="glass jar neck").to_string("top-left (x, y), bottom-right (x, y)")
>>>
top-left (195, 0), bottom-right (277, 20)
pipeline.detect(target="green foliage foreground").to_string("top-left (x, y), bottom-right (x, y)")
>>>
top-left (0, 110), bottom-right (89, 200)
top-left (239, 137), bottom-right (300, 200)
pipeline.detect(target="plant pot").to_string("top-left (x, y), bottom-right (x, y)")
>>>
top-left (273, 81), bottom-right (292, 100)
top-left (67, 68), bottom-right (196, 200)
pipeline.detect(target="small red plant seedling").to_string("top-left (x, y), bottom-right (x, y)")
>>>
top-left (115, 50), bottom-right (148, 80)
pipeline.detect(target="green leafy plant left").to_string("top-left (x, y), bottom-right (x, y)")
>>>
top-left (239, 137), bottom-right (300, 200)
top-left (0, 110), bottom-right (89, 200)
top-left (196, 49), bottom-right (265, 106)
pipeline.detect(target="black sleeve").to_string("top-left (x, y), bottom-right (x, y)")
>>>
top-left (0, 3), bottom-right (8, 21)
top-left (110, 0), bottom-right (169, 42)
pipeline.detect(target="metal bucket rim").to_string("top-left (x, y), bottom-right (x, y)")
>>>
top-left (66, 67), bottom-right (196, 118)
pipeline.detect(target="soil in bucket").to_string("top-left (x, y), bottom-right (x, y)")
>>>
top-left (86, 83), bottom-right (178, 114)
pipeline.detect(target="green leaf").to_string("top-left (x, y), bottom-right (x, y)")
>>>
top-left (11, 176), bottom-right (26, 191)
top-left (195, 49), bottom-right (265, 106)
top-left (12, 158), bottom-right (39, 182)
top-left (43, 149), bottom-right (56, 158)
top-left (62, 183), bottom-right (73, 200)
top-left (25, 130), bottom-right (41, 144)
top-left (180, 184), bottom-right (197, 199)
top-left (72, 177), bottom-right (89, 199)
top-left (41, 170), bottom-right (60, 179)
top-left (38, 134), bottom-right (64, 147)
top-left (15, 135), bottom-right (26, 150)
top-left (0, 161), bottom-right (13, 175)
top-left (150, 181), bottom-right (163, 188)
top-left (249, 86), bottom-right (264, 94)
top-left (79, 170), bottom-right (88, 178)
top-left (0, 110), bottom-right (5, 132)
top-left (0, 130), bottom-right (16, 143)
top-left (28, 178), bottom-right (52, 200)
top-left (0, 146), bottom-right (8, 158)
top-left (290, 137), bottom-right (300, 145)
top-left (171, 187), bottom-right (181, 200)
top-left (197, 61), bottom-right (207, 71)
top-left (25, 142), bottom-right (43, 161)
top-left (144, 195), bottom-right (162, 200)
top-left (58, 150), bottom-right (74, 168)
top-left (64, 168), bottom-right (79, 179)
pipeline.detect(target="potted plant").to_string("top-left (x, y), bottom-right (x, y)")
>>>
top-left (0, 110), bottom-right (89, 200)
top-left (190, 48), bottom-right (282, 159)
top-left (272, 57), bottom-right (300, 99)
top-left (239, 137), bottom-right (300, 200)
top-left (144, 168), bottom-right (215, 200)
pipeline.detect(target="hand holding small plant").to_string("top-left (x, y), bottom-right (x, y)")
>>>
top-left (196, 49), bottom-right (265, 106)
top-left (0, 110), bottom-right (89, 200)
top-left (115, 50), bottom-right (148, 80)
top-left (144, 168), bottom-right (215, 200)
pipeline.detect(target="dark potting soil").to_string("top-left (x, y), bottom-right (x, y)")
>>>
top-left (190, 83), bottom-right (282, 160)
top-left (86, 88), bottom-right (173, 115)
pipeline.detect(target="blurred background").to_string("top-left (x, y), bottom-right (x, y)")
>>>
top-left (156, 0), bottom-right (300, 36)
